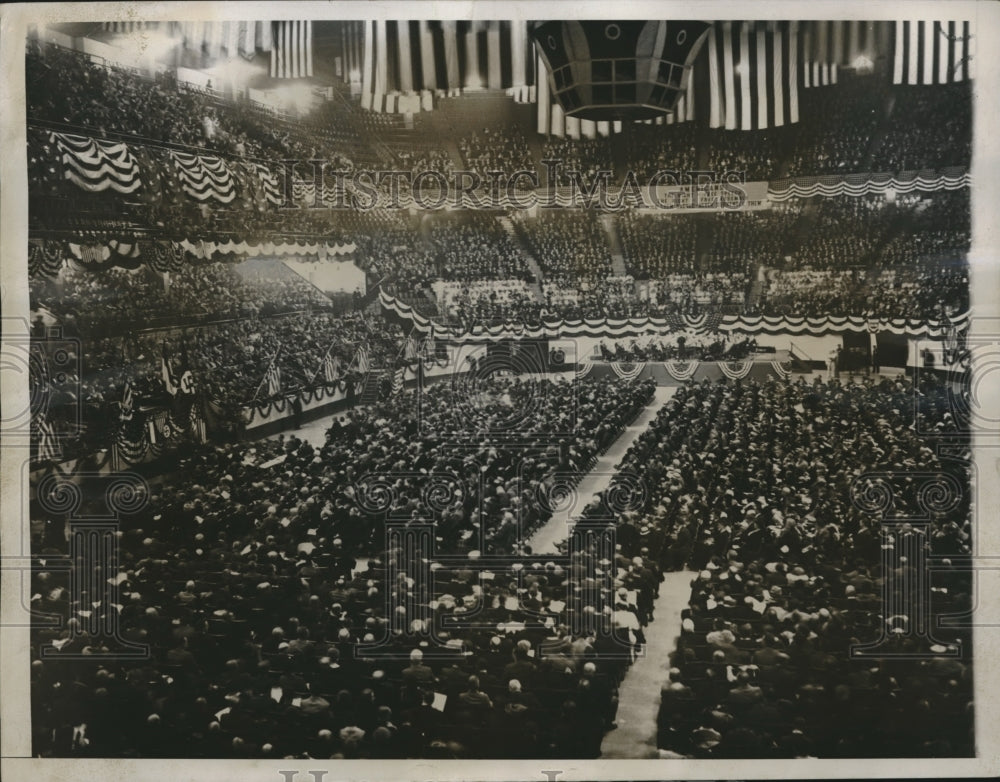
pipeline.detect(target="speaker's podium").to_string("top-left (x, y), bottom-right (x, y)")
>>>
top-left (531, 20), bottom-right (710, 121)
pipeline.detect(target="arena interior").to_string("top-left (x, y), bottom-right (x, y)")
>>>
top-left (23, 18), bottom-right (975, 760)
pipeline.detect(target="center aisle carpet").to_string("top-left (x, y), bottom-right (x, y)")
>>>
top-left (601, 570), bottom-right (698, 759)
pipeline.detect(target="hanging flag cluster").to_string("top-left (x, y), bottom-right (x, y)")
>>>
top-left (173, 21), bottom-right (274, 62)
top-left (170, 151), bottom-right (237, 203)
top-left (893, 21), bottom-right (973, 85)
top-left (50, 132), bottom-right (142, 193)
top-left (357, 20), bottom-right (534, 112)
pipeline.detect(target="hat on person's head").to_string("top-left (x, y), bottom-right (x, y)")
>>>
top-left (692, 726), bottom-right (722, 750)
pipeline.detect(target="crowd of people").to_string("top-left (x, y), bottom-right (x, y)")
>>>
top-left (458, 126), bottom-right (534, 181)
top-left (870, 84), bottom-right (973, 173)
top-left (515, 212), bottom-right (613, 288)
top-left (429, 213), bottom-right (533, 282)
top-left (601, 375), bottom-right (972, 757)
top-left (31, 374), bottom-right (662, 758)
top-left (26, 41), bottom-right (382, 167)
top-left (618, 212), bottom-right (699, 279)
top-left (786, 76), bottom-right (885, 177)
top-left (31, 260), bottom-right (331, 337)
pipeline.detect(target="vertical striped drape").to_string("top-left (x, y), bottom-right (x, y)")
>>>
top-left (270, 21), bottom-right (313, 78)
top-left (892, 20), bottom-right (973, 85)
top-left (358, 20), bottom-right (535, 110)
top-left (705, 20), bottom-right (799, 130)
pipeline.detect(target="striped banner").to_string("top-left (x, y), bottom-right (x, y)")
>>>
top-left (271, 21), bottom-right (313, 79)
top-left (36, 415), bottom-right (60, 463)
top-left (170, 151), bottom-right (236, 203)
top-left (707, 21), bottom-right (799, 130)
top-left (893, 20), bottom-right (973, 85)
top-left (50, 133), bottom-right (141, 194)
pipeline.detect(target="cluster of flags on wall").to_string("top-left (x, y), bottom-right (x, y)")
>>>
top-left (351, 19), bottom-right (972, 132)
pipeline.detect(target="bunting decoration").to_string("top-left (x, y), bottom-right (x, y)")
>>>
top-left (28, 239), bottom-right (66, 278)
top-left (893, 20), bottom-right (974, 85)
top-left (610, 362), bottom-right (646, 381)
top-left (29, 235), bottom-right (360, 274)
top-left (770, 360), bottom-right (794, 379)
top-left (769, 168), bottom-right (970, 200)
top-left (379, 291), bottom-right (971, 343)
top-left (170, 151), bottom-right (237, 203)
top-left (176, 238), bottom-right (357, 260)
top-left (145, 241), bottom-right (187, 273)
top-left (244, 162), bottom-right (284, 206)
top-left (391, 367), bottom-right (406, 394)
top-left (50, 132), bottom-right (142, 194)
top-left (665, 360), bottom-right (700, 381)
top-left (718, 359), bottom-right (755, 380)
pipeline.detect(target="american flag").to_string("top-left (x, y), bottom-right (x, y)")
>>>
top-left (403, 335), bottom-right (419, 363)
top-left (264, 362), bottom-right (282, 398)
top-left (120, 380), bottom-right (135, 423)
top-left (355, 346), bottom-right (371, 374)
top-left (161, 349), bottom-right (178, 396)
top-left (323, 352), bottom-right (341, 384)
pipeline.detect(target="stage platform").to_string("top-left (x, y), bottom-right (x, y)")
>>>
top-left (573, 351), bottom-right (804, 386)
